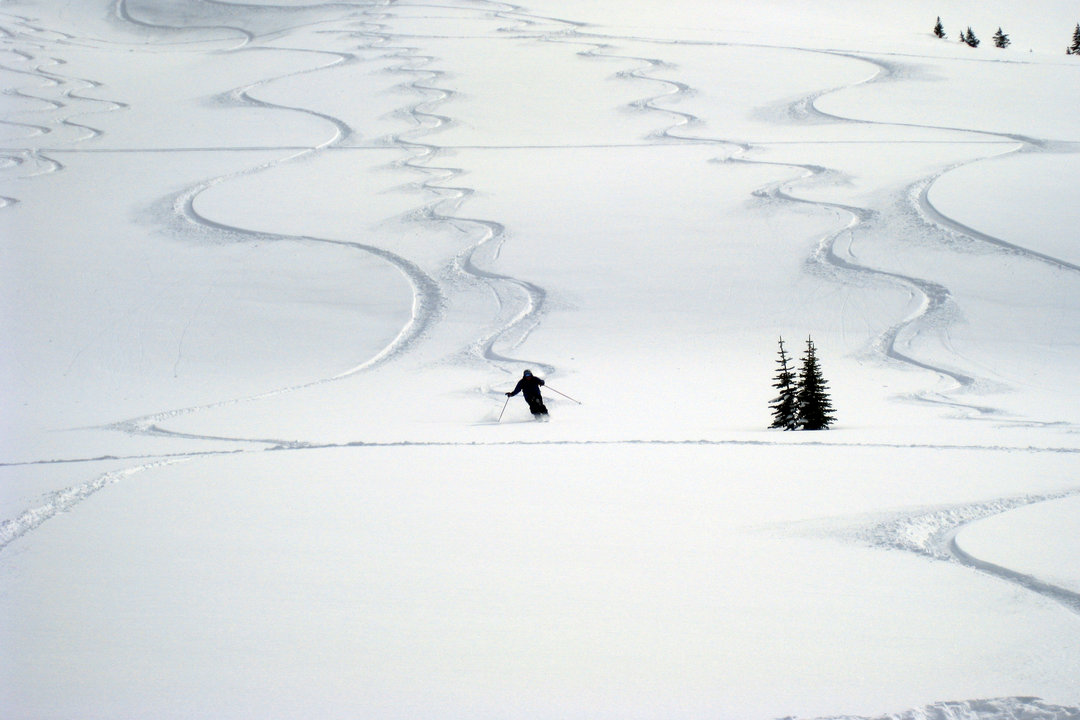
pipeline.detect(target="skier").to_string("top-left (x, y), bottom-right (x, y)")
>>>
top-left (505, 369), bottom-right (548, 418)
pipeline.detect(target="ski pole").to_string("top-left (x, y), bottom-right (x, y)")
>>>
top-left (497, 394), bottom-right (510, 422)
top-left (545, 386), bottom-right (582, 404)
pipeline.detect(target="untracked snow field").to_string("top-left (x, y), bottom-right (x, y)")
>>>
top-left (2, 1), bottom-right (1080, 718)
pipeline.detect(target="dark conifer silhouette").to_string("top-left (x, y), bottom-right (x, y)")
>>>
top-left (796, 337), bottom-right (836, 431)
top-left (964, 26), bottom-right (980, 47)
top-left (769, 337), bottom-right (799, 430)
top-left (993, 27), bottom-right (1010, 48)
top-left (1068, 23), bottom-right (1080, 54)
top-left (933, 17), bottom-right (946, 39)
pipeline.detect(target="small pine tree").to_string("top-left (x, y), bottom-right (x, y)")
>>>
top-left (769, 337), bottom-right (799, 430)
top-left (964, 26), bottom-right (980, 47)
top-left (959, 28), bottom-right (968, 44)
top-left (993, 27), bottom-right (1010, 48)
top-left (933, 17), bottom-right (946, 39)
top-left (1068, 23), bottom-right (1080, 55)
top-left (796, 337), bottom-right (836, 431)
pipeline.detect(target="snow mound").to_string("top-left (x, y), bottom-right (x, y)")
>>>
top-left (797, 697), bottom-right (1080, 720)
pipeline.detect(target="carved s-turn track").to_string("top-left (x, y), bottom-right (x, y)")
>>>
top-left (119, 1), bottom-right (504, 411)
top-left (520, 22), bottom-right (991, 401)
top-left (772, 50), bottom-right (1080, 386)
top-left (115, 0), bottom-right (254, 48)
top-left (859, 488), bottom-right (1080, 617)
top-left (0, 4), bottom-right (450, 547)
top-left (738, 155), bottom-right (979, 392)
top-left (111, 45), bottom-right (445, 435)
top-left (508, 26), bottom-right (1080, 617)
top-left (378, 13), bottom-right (554, 377)
top-left (0, 13), bottom-right (130, 199)
top-left (544, 28), bottom-right (1076, 416)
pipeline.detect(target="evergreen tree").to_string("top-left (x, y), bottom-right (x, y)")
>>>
top-left (964, 26), bottom-right (980, 47)
top-left (1068, 23), bottom-right (1080, 54)
top-left (959, 28), bottom-right (968, 44)
top-left (993, 27), bottom-right (1010, 48)
top-left (796, 337), bottom-right (836, 431)
top-left (933, 17), bottom-right (946, 39)
top-left (769, 336), bottom-right (799, 430)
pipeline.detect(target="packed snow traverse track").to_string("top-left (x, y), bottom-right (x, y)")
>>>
top-left (2, 0), bottom-right (1079, 718)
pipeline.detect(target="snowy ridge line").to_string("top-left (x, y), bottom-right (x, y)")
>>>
top-left (0, 459), bottom-right (186, 552)
top-left (380, 13), bottom-right (554, 377)
top-left (857, 488), bottom-right (1080, 616)
top-left (6, 436), bottom-right (1078, 469)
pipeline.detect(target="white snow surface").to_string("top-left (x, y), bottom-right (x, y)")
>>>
top-left (2, 0), bottom-right (1079, 718)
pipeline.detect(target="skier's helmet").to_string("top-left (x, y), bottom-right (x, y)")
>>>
top-left (523, 369), bottom-right (532, 377)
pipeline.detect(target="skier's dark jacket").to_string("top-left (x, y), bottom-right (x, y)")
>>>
top-left (508, 375), bottom-right (544, 402)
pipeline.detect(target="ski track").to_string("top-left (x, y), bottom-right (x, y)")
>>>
top-left (0, 0), bottom-right (549, 549)
top-left (555, 28), bottom-right (1078, 420)
top-left (378, 18), bottom-right (555, 380)
top-left (0, 13), bottom-right (129, 191)
top-left (6, 436), bottom-right (1078, 470)
top-left (729, 49), bottom-right (1076, 418)
top-left (5, 0), bottom-right (1080, 673)
top-left (104, 10), bottom-right (448, 435)
top-left (855, 487), bottom-right (1080, 617)
top-left (114, 0), bottom-right (254, 48)
top-left (4, 6), bottom-right (1080, 718)
top-left (0, 459), bottom-right (186, 552)
top-left (0, 3), bottom-right (450, 542)
top-left (1, 2), bottom-right (1071, 491)
top-left (106, 0), bottom-right (556, 434)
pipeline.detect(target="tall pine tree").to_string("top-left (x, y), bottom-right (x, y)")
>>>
top-left (1068, 23), bottom-right (1080, 54)
top-left (993, 27), bottom-right (1010, 48)
top-left (769, 337), bottom-right (799, 430)
top-left (933, 17), bottom-right (946, 39)
top-left (796, 337), bottom-right (836, 431)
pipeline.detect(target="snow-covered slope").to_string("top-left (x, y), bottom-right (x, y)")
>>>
top-left (2, 1), bottom-right (1078, 718)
